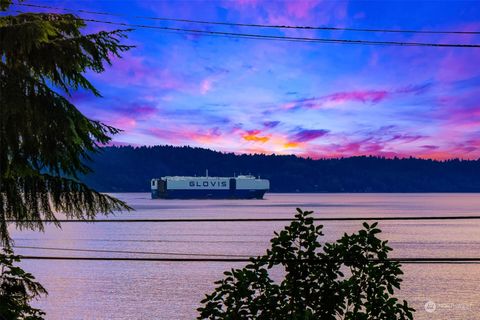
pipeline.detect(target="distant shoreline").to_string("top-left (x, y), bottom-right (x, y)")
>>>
top-left (82, 145), bottom-right (480, 193)
top-left (105, 191), bottom-right (480, 194)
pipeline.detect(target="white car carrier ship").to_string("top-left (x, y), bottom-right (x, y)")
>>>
top-left (151, 172), bottom-right (269, 199)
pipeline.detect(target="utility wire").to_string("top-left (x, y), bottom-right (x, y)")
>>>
top-left (13, 245), bottom-right (252, 257)
top-left (15, 3), bottom-right (480, 35)
top-left (6, 215), bottom-right (480, 223)
top-left (10, 11), bottom-right (480, 47)
top-left (16, 246), bottom-right (480, 264)
top-left (15, 238), bottom-right (266, 244)
top-left (17, 255), bottom-right (480, 264)
top-left (44, 18), bottom-right (480, 48)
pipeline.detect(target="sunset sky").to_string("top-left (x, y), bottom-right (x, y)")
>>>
top-left (10, 0), bottom-right (480, 159)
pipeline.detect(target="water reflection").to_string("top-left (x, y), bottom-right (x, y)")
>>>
top-left (12, 193), bottom-right (480, 319)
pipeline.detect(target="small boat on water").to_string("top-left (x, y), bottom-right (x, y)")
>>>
top-left (151, 172), bottom-right (269, 199)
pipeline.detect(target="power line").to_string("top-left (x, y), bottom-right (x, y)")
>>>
top-left (16, 246), bottom-right (480, 264)
top-left (15, 238), bottom-right (265, 244)
top-left (19, 255), bottom-right (249, 262)
top-left (6, 215), bottom-right (480, 223)
top-left (43, 18), bottom-right (480, 48)
top-left (15, 3), bottom-right (480, 35)
top-left (17, 255), bottom-right (480, 264)
top-left (13, 245), bottom-right (252, 257)
top-left (10, 11), bottom-right (480, 48)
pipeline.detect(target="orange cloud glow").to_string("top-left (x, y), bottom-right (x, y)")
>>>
top-left (242, 130), bottom-right (270, 143)
top-left (284, 142), bottom-right (300, 148)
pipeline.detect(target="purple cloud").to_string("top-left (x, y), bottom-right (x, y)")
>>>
top-left (289, 129), bottom-right (329, 142)
top-left (282, 82), bottom-right (432, 111)
top-left (421, 145), bottom-right (439, 150)
top-left (263, 121), bottom-right (281, 128)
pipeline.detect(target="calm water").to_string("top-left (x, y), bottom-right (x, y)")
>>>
top-left (10, 193), bottom-right (480, 319)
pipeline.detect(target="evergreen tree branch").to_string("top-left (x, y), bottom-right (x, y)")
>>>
top-left (0, 247), bottom-right (47, 319)
top-left (0, 13), bottom-right (133, 96)
top-left (1, 62), bottom-right (121, 178)
top-left (0, 0), bottom-right (13, 11)
top-left (1, 173), bottom-right (132, 247)
top-left (0, 10), bottom-right (133, 248)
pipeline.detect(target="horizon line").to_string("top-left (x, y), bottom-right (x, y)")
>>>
top-left (102, 143), bottom-right (480, 162)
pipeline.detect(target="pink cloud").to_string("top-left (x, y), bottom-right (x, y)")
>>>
top-left (200, 78), bottom-right (213, 95)
top-left (284, 1), bottom-right (322, 19)
top-left (281, 83), bottom-right (432, 110)
top-left (133, 105), bottom-right (157, 116)
top-left (433, 86), bottom-right (480, 138)
top-left (291, 126), bottom-right (434, 159)
top-left (307, 135), bottom-right (480, 161)
top-left (415, 140), bottom-right (480, 160)
top-left (271, 1), bottom-right (348, 27)
top-left (282, 90), bottom-right (389, 110)
top-left (147, 127), bottom-right (223, 144)
top-left (198, 68), bottom-right (229, 95)
top-left (300, 139), bottom-right (403, 159)
top-left (222, 1), bottom-right (349, 38)
top-left (392, 22), bottom-right (480, 85)
top-left (325, 138), bottom-right (375, 155)
top-left (438, 51), bottom-right (480, 83)
top-left (326, 90), bottom-right (389, 104)
top-left (109, 116), bottom-right (137, 130)
top-left (94, 53), bottom-right (189, 91)
top-left (234, 0), bottom-right (260, 7)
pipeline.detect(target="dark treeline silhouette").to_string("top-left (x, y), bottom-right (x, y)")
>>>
top-left (81, 145), bottom-right (480, 192)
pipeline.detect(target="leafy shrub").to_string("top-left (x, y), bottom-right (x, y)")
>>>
top-left (198, 208), bottom-right (414, 319)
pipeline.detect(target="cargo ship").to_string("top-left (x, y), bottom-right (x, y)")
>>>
top-left (151, 172), bottom-right (269, 199)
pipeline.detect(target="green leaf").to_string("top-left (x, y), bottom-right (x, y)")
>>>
top-left (198, 209), bottom-right (411, 319)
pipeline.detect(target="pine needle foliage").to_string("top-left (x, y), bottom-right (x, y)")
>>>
top-left (0, 4), bottom-right (133, 246)
top-left (198, 209), bottom-right (415, 319)
top-left (0, 0), bottom-right (12, 11)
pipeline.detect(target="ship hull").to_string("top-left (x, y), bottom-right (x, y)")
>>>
top-left (152, 189), bottom-right (266, 199)
top-left (151, 175), bottom-right (269, 200)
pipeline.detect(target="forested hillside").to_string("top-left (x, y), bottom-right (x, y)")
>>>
top-left (82, 145), bottom-right (480, 192)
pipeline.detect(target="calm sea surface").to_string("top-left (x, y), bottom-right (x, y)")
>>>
top-left (10, 193), bottom-right (480, 319)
